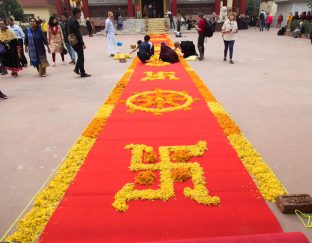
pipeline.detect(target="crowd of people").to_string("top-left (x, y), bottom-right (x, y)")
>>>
top-left (127, 12), bottom-right (237, 65)
top-left (0, 7), bottom-right (92, 99)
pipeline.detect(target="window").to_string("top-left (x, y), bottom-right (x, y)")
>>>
top-left (23, 14), bottom-right (35, 22)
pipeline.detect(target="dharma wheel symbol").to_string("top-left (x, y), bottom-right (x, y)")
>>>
top-left (126, 89), bottom-right (195, 115)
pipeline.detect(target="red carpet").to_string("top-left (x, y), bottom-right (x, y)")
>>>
top-left (39, 35), bottom-right (285, 242)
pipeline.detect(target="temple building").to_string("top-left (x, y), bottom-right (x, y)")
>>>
top-left (20, 0), bottom-right (247, 20)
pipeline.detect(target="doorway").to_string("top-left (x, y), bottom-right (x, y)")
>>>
top-left (141, 0), bottom-right (164, 18)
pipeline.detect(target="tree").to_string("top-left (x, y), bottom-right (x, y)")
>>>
top-left (0, 0), bottom-right (24, 21)
top-left (307, 0), bottom-right (312, 11)
top-left (246, 0), bottom-right (260, 16)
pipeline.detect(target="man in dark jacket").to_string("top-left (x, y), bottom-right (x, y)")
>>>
top-left (60, 13), bottom-right (76, 64)
top-left (68, 8), bottom-right (91, 78)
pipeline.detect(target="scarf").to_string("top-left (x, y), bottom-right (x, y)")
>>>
top-left (50, 25), bottom-right (59, 35)
top-left (26, 27), bottom-right (39, 66)
top-left (0, 29), bottom-right (16, 42)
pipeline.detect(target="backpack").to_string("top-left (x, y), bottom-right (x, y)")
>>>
top-left (204, 19), bottom-right (213, 38)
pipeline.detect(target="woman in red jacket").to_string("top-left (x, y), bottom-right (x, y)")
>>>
top-left (266, 13), bottom-right (273, 31)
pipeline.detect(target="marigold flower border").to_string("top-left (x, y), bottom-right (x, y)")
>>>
top-left (3, 58), bottom-right (139, 243)
top-left (3, 34), bottom-right (287, 243)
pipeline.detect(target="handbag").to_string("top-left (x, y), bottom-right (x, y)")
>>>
top-left (68, 34), bottom-right (78, 46)
top-left (61, 45), bottom-right (68, 55)
top-left (0, 43), bottom-right (7, 55)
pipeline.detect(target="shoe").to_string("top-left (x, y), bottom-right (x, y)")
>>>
top-left (198, 57), bottom-right (202, 61)
top-left (81, 73), bottom-right (91, 78)
top-left (0, 91), bottom-right (8, 99)
top-left (230, 60), bottom-right (234, 64)
top-left (73, 69), bottom-right (80, 75)
top-left (52, 62), bottom-right (56, 67)
top-left (223, 57), bottom-right (226, 61)
top-left (110, 54), bottom-right (114, 57)
top-left (11, 72), bottom-right (18, 78)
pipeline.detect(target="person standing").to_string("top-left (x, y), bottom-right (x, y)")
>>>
top-left (259, 11), bottom-right (266, 31)
top-left (41, 19), bottom-right (48, 38)
top-left (221, 12), bottom-right (238, 64)
top-left (7, 17), bottom-right (28, 67)
top-left (86, 17), bottom-right (93, 37)
top-left (68, 8), bottom-right (91, 78)
top-left (166, 10), bottom-right (175, 29)
top-left (48, 16), bottom-right (65, 66)
top-left (60, 13), bottom-right (76, 64)
top-left (117, 15), bottom-right (123, 30)
top-left (105, 12), bottom-right (118, 57)
top-left (266, 13), bottom-right (273, 30)
top-left (211, 12), bottom-right (217, 32)
top-left (277, 14), bottom-right (283, 28)
top-left (195, 13), bottom-right (206, 61)
top-left (177, 12), bottom-right (182, 32)
top-left (287, 12), bottom-right (293, 30)
top-left (0, 19), bottom-right (22, 77)
top-left (24, 17), bottom-right (50, 77)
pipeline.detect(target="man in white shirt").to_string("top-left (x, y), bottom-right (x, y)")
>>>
top-left (7, 17), bottom-right (28, 67)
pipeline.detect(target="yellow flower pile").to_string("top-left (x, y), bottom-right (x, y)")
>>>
top-left (114, 53), bottom-right (131, 60)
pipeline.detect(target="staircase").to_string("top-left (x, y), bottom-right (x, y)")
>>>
top-left (146, 18), bottom-right (168, 34)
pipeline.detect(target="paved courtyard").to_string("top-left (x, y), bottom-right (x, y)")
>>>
top-left (0, 29), bottom-right (311, 240)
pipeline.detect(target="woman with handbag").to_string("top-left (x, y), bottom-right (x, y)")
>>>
top-left (0, 19), bottom-right (22, 77)
top-left (48, 16), bottom-right (65, 67)
top-left (24, 17), bottom-right (51, 77)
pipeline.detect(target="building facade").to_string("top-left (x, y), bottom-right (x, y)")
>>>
top-left (54, 0), bottom-right (247, 17)
top-left (20, 0), bottom-right (58, 21)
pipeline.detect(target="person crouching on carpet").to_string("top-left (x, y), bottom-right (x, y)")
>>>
top-left (129, 40), bottom-right (142, 55)
top-left (137, 35), bottom-right (154, 63)
top-left (174, 41), bottom-right (198, 59)
top-left (159, 42), bottom-right (179, 63)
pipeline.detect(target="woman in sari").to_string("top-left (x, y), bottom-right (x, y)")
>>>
top-left (0, 19), bottom-right (22, 77)
top-left (24, 17), bottom-right (51, 77)
top-left (159, 42), bottom-right (179, 64)
top-left (48, 16), bottom-right (65, 66)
